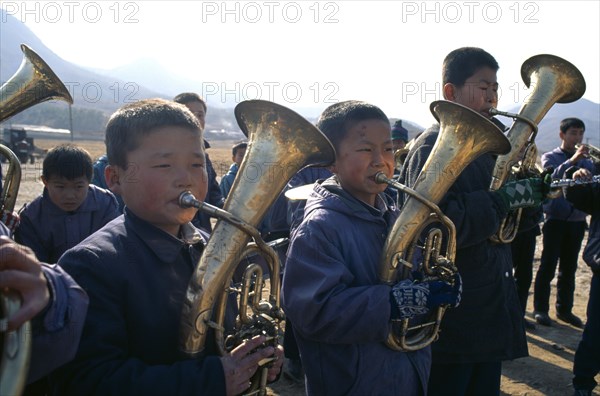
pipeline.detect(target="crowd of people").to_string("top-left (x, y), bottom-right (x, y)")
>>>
top-left (0, 46), bottom-right (598, 396)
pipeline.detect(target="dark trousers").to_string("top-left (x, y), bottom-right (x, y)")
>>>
top-left (511, 227), bottom-right (539, 314)
top-left (534, 219), bottom-right (586, 314)
top-left (573, 273), bottom-right (600, 391)
top-left (283, 319), bottom-right (301, 360)
top-left (428, 361), bottom-right (502, 396)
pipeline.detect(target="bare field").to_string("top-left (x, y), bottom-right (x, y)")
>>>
top-left (6, 139), bottom-right (599, 396)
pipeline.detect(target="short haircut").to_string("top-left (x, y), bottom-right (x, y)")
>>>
top-left (315, 100), bottom-right (390, 151)
top-left (42, 144), bottom-right (93, 181)
top-left (232, 141), bottom-right (248, 156)
top-left (173, 92), bottom-right (207, 112)
top-left (560, 117), bottom-right (585, 133)
top-left (442, 47), bottom-right (499, 86)
top-left (105, 98), bottom-right (202, 169)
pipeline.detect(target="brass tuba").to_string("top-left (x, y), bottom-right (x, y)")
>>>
top-left (179, 100), bottom-right (335, 394)
top-left (1, 43), bottom-right (73, 396)
top-left (376, 100), bottom-right (511, 351)
top-left (489, 54), bottom-right (586, 243)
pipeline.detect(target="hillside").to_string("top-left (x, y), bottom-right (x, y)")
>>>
top-left (1, 8), bottom-right (598, 149)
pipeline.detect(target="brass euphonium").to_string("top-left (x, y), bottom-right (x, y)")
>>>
top-left (1, 44), bottom-right (73, 396)
top-left (489, 54), bottom-right (586, 243)
top-left (179, 100), bottom-right (335, 394)
top-left (376, 100), bottom-right (510, 351)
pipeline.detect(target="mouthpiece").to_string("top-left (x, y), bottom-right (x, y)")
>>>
top-left (178, 191), bottom-right (199, 208)
top-left (375, 172), bottom-right (389, 184)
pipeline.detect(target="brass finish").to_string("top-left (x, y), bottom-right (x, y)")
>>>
top-left (576, 143), bottom-right (600, 164)
top-left (489, 54), bottom-right (585, 243)
top-left (0, 44), bottom-right (73, 396)
top-left (179, 100), bottom-right (335, 394)
top-left (1, 44), bottom-right (73, 121)
top-left (378, 100), bottom-right (510, 351)
top-left (393, 138), bottom-right (417, 172)
top-left (0, 144), bottom-right (22, 214)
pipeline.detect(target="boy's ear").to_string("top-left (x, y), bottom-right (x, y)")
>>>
top-left (41, 175), bottom-right (48, 187)
top-left (442, 83), bottom-right (456, 101)
top-left (105, 165), bottom-right (122, 194)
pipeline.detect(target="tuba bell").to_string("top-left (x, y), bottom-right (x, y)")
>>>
top-left (489, 54), bottom-right (586, 243)
top-left (178, 100), bottom-right (335, 394)
top-left (1, 43), bottom-right (73, 396)
top-left (376, 100), bottom-right (511, 351)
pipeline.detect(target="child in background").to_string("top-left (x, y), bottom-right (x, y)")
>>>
top-left (16, 144), bottom-right (119, 263)
top-left (219, 140), bottom-right (247, 198)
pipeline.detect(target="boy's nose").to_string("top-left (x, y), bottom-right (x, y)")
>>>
top-left (372, 151), bottom-right (385, 167)
top-left (175, 168), bottom-right (194, 188)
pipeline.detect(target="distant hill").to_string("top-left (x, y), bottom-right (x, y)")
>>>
top-left (2, 9), bottom-right (598, 150)
top-left (504, 98), bottom-right (599, 154)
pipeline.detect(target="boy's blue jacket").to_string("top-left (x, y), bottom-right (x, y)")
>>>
top-left (282, 176), bottom-right (430, 396)
top-left (51, 210), bottom-right (226, 395)
top-left (0, 224), bottom-right (89, 384)
top-left (16, 184), bottom-right (120, 263)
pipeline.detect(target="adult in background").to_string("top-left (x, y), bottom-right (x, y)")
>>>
top-left (533, 118), bottom-right (595, 328)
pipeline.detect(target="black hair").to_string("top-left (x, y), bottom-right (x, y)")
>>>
top-left (42, 144), bottom-right (93, 181)
top-left (442, 47), bottom-right (499, 86)
top-left (232, 141), bottom-right (248, 156)
top-left (315, 100), bottom-right (390, 152)
top-left (173, 92), bottom-right (207, 112)
top-left (560, 117), bottom-right (585, 133)
top-left (105, 98), bottom-right (202, 169)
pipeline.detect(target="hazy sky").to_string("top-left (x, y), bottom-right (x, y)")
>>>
top-left (3, 0), bottom-right (599, 126)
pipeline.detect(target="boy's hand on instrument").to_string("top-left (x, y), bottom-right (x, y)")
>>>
top-left (496, 177), bottom-right (545, 210)
top-left (391, 273), bottom-right (462, 320)
top-left (572, 168), bottom-right (592, 180)
top-left (220, 335), bottom-right (277, 396)
top-left (0, 236), bottom-right (49, 331)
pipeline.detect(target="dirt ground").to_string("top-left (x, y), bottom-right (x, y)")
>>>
top-left (9, 139), bottom-right (600, 396)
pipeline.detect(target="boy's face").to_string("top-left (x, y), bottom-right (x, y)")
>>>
top-left (233, 147), bottom-right (246, 166)
top-left (444, 66), bottom-right (498, 118)
top-left (560, 126), bottom-right (585, 151)
top-left (331, 119), bottom-right (394, 207)
top-left (183, 101), bottom-right (206, 130)
top-left (42, 175), bottom-right (90, 212)
top-left (106, 126), bottom-right (207, 236)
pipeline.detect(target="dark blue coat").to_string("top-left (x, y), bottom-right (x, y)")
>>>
top-left (541, 147), bottom-right (594, 222)
top-left (399, 125), bottom-right (528, 364)
top-left (16, 184), bottom-right (120, 263)
top-left (51, 210), bottom-right (225, 396)
top-left (0, 222), bottom-right (89, 384)
top-left (564, 167), bottom-right (600, 274)
top-left (282, 177), bottom-right (430, 396)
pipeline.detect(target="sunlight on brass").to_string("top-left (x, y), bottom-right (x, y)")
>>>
top-left (489, 54), bottom-right (585, 243)
top-left (179, 100), bottom-right (335, 395)
top-left (377, 100), bottom-right (510, 351)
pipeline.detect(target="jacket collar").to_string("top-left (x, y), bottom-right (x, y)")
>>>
top-left (124, 208), bottom-right (208, 264)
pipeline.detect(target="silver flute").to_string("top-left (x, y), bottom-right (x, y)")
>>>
top-left (550, 175), bottom-right (600, 188)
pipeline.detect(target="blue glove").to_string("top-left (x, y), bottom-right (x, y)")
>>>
top-left (391, 273), bottom-right (462, 320)
top-left (496, 177), bottom-right (545, 211)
